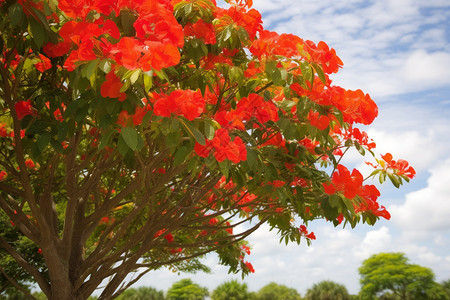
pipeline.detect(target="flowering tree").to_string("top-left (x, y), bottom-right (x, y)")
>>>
top-left (0, 0), bottom-right (415, 298)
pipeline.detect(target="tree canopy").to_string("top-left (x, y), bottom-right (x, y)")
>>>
top-left (359, 252), bottom-right (449, 300)
top-left (256, 282), bottom-right (301, 300)
top-left (166, 278), bottom-right (208, 300)
top-left (0, 0), bottom-right (414, 299)
top-left (211, 279), bottom-right (252, 300)
top-left (115, 286), bottom-right (165, 300)
top-left (305, 280), bottom-right (350, 300)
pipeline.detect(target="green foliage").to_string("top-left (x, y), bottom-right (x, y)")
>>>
top-left (166, 279), bottom-right (209, 300)
top-left (256, 282), bottom-right (302, 300)
top-left (211, 279), bottom-right (253, 300)
top-left (442, 280), bottom-right (450, 298)
top-left (0, 211), bottom-right (46, 298)
top-left (358, 252), bottom-right (449, 300)
top-left (116, 286), bottom-right (165, 300)
top-left (305, 280), bottom-right (350, 300)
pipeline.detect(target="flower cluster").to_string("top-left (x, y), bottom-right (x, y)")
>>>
top-left (195, 129), bottom-right (247, 163)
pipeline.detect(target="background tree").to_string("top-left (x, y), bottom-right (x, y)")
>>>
top-left (115, 286), bottom-right (165, 300)
top-left (442, 280), bottom-right (450, 298)
top-left (211, 279), bottom-right (252, 300)
top-left (166, 279), bottom-right (208, 300)
top-left (0, 0), bottom-right (414, 299)
top-left (0, 211), bottom-right (46, 299)
top-left (304, 280), bottom-right (350, 300)
top-left (256, 282), bottom-right (302, 300)
top-left (359, 252), bottom-right (449, 300)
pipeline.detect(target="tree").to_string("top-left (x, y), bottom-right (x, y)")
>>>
top-left (211, 279), bottom-right (252, 300)
top-left (304, 280), bottom-right (350, 300)
top-left (359, 252), bottom-right (449, 300)
top-left (256, 282), bottom-right (302, 300)
top-left (0, 0), bottom-right (415, 299)
top-left (166, 278), bottom-right (208, 300)
top-left (442, 280), bottom-right (450, 298)
top-left (116, 286), bottom-right (165, 300)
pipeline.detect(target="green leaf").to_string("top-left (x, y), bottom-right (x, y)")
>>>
top-left (120, 127), bottom-right (138, 151)
top-left (180, 118), bottom-right (206, 146)
top-left (388, 173), bottom-right (401, 188)
top-left (218, 160), bottom-right (230, 178)
top-left (28, 17), bottom-right (45, 48)
top-left (117, 134), bottom-right (129, 156)
top-left (9, 3), bottom-right (25, 28)
top-left (154, 69), bottom-right (169, 82)
top-left (81, 60), bottom-right (99, 79)
top-left (129, 70), bottom-right (140, 84)
top-left (203, 119), bottom-right (216, 140)
top-left (173, 146), bottom-right (190, 166)
top-left (50, 138), bottom-right (64, 154)
top-left (99, 60), bottom-right (112, 73)
top-left (36, 132), bottom-right (51, 152)
top-left (312, 63), bottom-right (327, 84)
top-left (143, 72), bottom-right (153, 93)
top-left (99, 130), bottom-right (115, 150)
top-left (246, 148), bottom-right (258, 169)
top-left (57, 121), bottom-right (69, 142)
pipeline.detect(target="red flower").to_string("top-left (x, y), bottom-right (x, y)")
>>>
top-left (0, 123), bottom-right (9, 137)
top-left (0, 170), bottom-right (7, 181)
top-left (306, 232), bottom-right (316, 240)
top-left (241, 244), bottom-right (251, 255)
top-left (236, 93), bottom-right (279, 124)
top-left (245, 261), bottom-right (255, 273)
top-left (15, 100), bottom-right (36, 120)
top-left (35, 54), bottom-right (52, 73)
top-left (195, 128), bottom-right (247, 163)
top-left (153, 89), bottom-right (204, 121)
top-left (381, 153), bottom-right (416, 179)
top-left (308, 111), bottom-right (330, 130)
top-left (25, 158), bottom-right (35, 169)
top-left (101, 71), bottom-right (126, 101)
top-left (330, 165), bottom-right (363, 199)
top-left (164, 233), bottom-right (174, 243)
top-left (184, 19), bottom-right (216, 44)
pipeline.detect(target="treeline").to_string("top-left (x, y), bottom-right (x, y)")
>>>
top-left (17, 253), bottom-right (450, 299)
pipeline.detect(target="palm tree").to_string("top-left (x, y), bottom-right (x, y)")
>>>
top-left (305, 280), bottom-right (350, 300)
top-left (166, 278), bottom-right (208, 300)
top-left (116, 286), bottom-right (165, 300)
top-left (211, 280), bottom-right (252, 300)
top-left (256, 282), bottom-right (302, 300)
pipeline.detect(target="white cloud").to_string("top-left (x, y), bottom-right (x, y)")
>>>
top-left (353, 226), bottom-right (392, 260)
top-left (402, 50), bottom-right (450, 85)
top-left (389, 159), bottom-right (450, 231)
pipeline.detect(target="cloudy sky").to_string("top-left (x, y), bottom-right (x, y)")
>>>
top-left (131, 0), bottom-right (450, 295)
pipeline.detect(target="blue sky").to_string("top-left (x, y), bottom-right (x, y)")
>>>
top-left (131, 0), bottom-right (450, 295)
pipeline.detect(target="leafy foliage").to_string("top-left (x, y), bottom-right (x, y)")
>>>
top-left (359, 253), bottom-right (449, 300)
top-left (166, 278), bottom-right (208, 300)
top-left (116, 286), bottom-right (165, 300)
top-left (211, 279), bottom-right (253, 300)
top-left (0, 0), bottom-right (414, 299)
top-left (256, 282), bottom-right (302, 300)
top-left (305, 280), bottom-right (350, 300)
